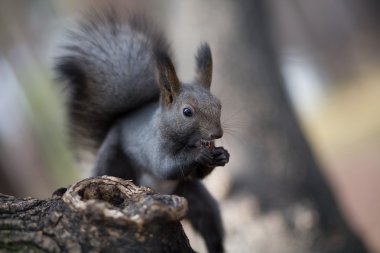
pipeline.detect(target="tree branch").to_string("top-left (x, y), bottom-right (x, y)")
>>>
top-left (0, 176), bottom-right (194, 253)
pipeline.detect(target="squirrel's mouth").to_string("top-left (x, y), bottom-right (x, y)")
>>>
top-left (200, 139), bottom-right (215, 150)
top-left (187, 139), bottom-right (215, 149)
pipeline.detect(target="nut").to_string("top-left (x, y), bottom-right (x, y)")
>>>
top-left (201, 140), bottom-right (215, 151)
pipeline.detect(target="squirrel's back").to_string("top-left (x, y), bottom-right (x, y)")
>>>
top-left (55, 7), bottom-right (170, 149)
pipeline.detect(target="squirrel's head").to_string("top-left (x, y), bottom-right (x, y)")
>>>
top-left (155, 43), bottom-right (223, 149)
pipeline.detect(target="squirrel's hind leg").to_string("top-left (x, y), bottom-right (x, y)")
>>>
top-left (93, 125), bottom-right (137, 181)
top-left (175, 180), bottom-right (224, 253)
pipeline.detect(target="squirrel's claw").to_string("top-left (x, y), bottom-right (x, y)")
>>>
top-left (212, 147), bottom-right (230, 167)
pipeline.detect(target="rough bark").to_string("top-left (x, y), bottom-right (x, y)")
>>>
top-left (0, 176), bottom-right (194, 253)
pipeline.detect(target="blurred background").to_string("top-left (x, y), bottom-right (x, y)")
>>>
top-left (0, 1), bottom-right (379, 252)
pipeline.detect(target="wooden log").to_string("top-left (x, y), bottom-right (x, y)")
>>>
top-left (0, 176), bottom-right (194, 253)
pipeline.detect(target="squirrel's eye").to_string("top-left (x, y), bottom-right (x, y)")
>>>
top-left (183, 107), bottom-right (193, 117)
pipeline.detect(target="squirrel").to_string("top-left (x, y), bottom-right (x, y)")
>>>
top-left (55, 7), bottom-right (229, 253)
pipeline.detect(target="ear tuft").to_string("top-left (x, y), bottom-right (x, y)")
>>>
top-left (154, 49), bottom-right (180, 106)
top-left (195, 43), bottom-right (212, 90)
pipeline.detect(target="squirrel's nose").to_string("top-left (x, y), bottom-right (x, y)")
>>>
top-left (210, 128), bottom-right (223, 139)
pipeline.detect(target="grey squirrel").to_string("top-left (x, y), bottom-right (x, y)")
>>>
top-left (56, 7), bottom-right (229, 253)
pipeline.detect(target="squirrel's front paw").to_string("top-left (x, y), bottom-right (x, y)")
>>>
top-left (195, 148), bottom-right (214, 168)
top-left (191, 146), bottom-right (229, 179)
top-left (212, 147), bottom-right (230, 167)
top-left (190, 148), bottom-right (214, 179)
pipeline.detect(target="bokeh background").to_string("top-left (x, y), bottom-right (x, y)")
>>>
top-left (1, 1), bottom-right (379, 252)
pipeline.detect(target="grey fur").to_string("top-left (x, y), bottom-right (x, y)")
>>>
top-left (56, 7), bottom-right (229, 253)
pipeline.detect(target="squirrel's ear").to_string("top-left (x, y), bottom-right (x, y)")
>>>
top-left (195, 43), bottom-right (212, 90)
top-left (154, 49), bottom-right (180, 106)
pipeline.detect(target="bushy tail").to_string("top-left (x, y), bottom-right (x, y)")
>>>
top-left (55, 6), bottom-right (170, 150)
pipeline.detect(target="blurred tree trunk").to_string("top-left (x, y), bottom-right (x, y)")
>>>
top-left (0, 163), bottom-right (15, 197)
top-left (227, 1), bottom-right (370, 252)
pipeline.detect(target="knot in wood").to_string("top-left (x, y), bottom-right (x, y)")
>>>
top-left (62, 176), bottom-right (188, 226)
